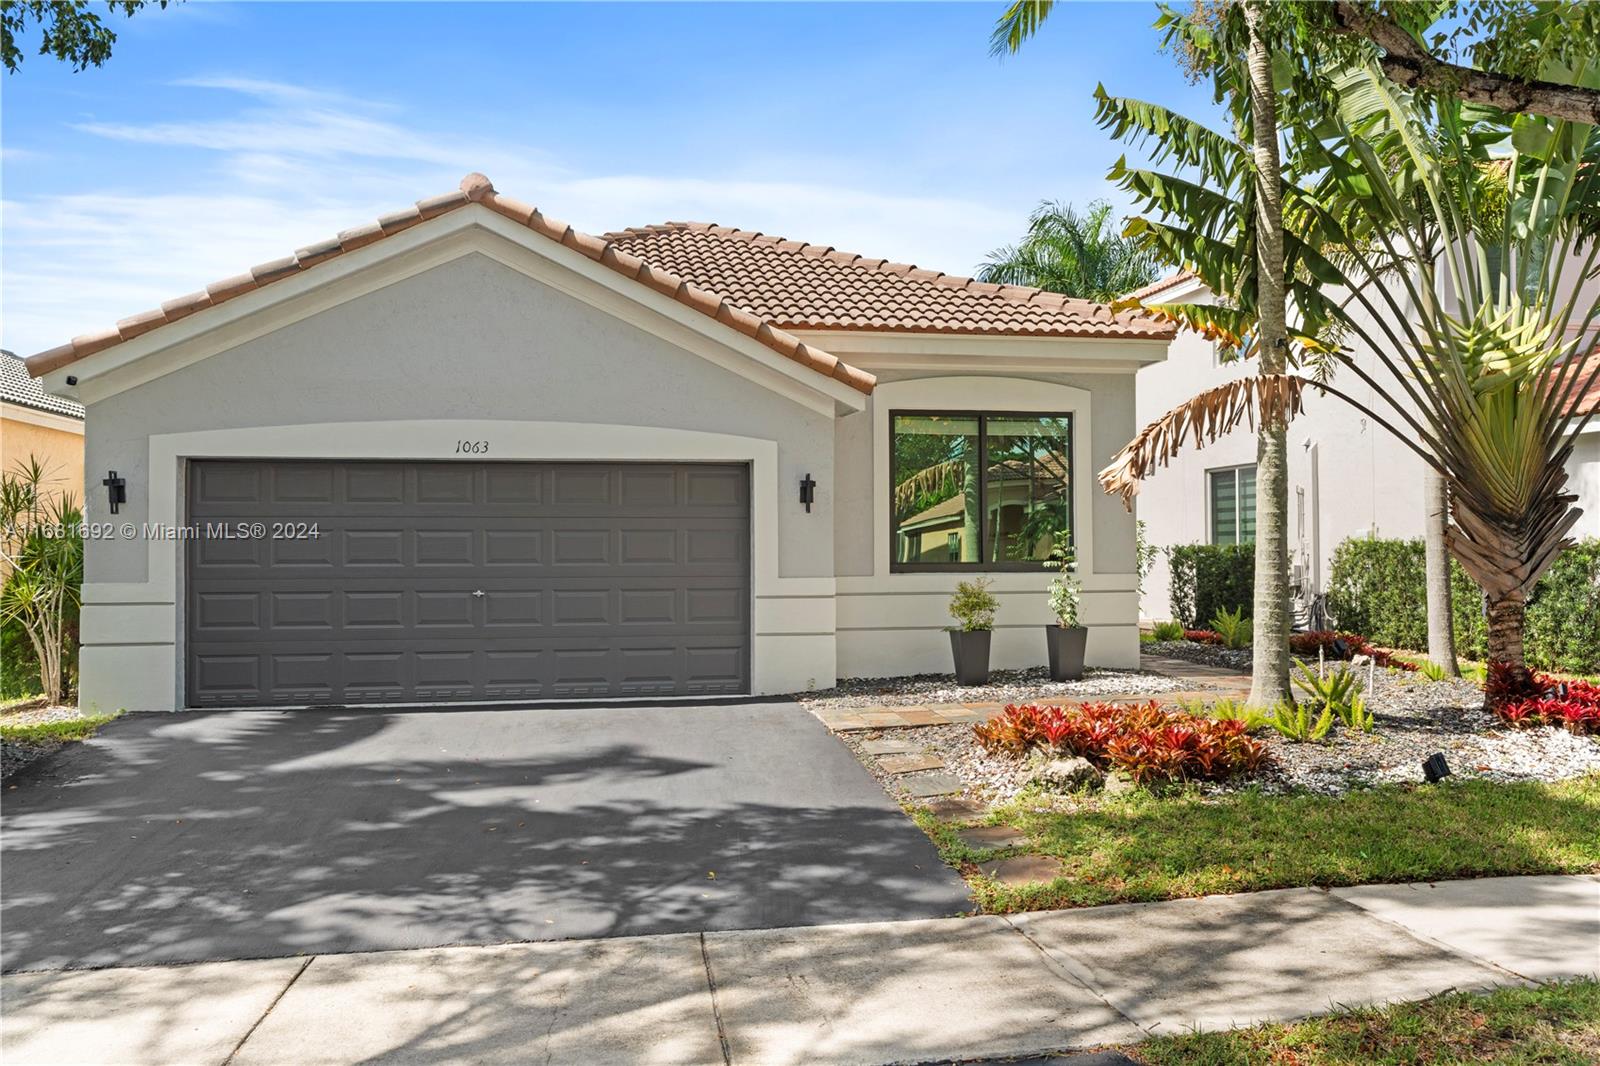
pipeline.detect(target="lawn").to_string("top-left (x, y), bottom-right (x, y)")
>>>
top-left (1130, 979), bottom-right (1600, 1065)
top-left (918, 774), bottom-right (1600, 912)
top-left (0, 712), bottom-right (119, 745)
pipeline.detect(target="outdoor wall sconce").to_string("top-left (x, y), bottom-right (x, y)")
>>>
top-left (103, 471), bottom-right (127, 515)
top-left (1422, 752), bottom-right (1451, 783)
top-left (799, 473), bottom-right (816, 513)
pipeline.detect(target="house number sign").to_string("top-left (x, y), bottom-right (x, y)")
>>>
top-left (454, 440), bottom-right (491, 454)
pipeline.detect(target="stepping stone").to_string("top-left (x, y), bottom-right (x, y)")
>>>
top-left (903, 772), bottom-right (964, 798)
top-left (923, 797), bottom-right (987, 822)
top-left (980, 854), bottom-right (1066, 885)
top-left (956, 825), bottom-right (1029, 850)
top-left (861, 738), bottom-right (919, 756)
top-left (878, 753), bottom-right (945, 774)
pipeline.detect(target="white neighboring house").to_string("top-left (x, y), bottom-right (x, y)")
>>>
top-left (28, 173), bottom-right (1175, 713)
top-left (1132, 271), bottom-right (1600, 624)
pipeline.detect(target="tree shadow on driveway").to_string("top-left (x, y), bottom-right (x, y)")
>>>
top-left (1, 701), bottom-right (971, 972)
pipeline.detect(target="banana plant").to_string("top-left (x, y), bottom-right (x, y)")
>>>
top-left (1101, 62), bottom-right (1600, 694)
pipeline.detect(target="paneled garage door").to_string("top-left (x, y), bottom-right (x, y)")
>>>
top-left (185, 460), bottom-right (750, 707)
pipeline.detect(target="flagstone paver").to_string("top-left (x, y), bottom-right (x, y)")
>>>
top-left (902, 773), bottom-right (965, 798)
top-left (861, 739), bottom-right (920, 756)
top-left (980, 855), bottom-right (1067, 885)
top-left (923, 797), bottom-right (988, 822)
top-left (878, 753), bottom-right (946, 774)
top-left (956, 825), bottom-right (1030, 850)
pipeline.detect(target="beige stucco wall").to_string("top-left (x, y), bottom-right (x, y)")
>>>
top-left (1, 406), bottom-right (85, 506)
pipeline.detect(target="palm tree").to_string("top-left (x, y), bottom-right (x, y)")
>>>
top-left (977, 199), bottom-right (1162, 301)
top-left (1102, 64), bottom-right (1600, 693)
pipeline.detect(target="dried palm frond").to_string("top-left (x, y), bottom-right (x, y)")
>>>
top-left (1098, 374), bottom-right (1310, 508)
top-left (893, 459), bottom-right (966, 514)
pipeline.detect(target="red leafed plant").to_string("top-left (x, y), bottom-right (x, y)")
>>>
top-left (974, 700), bottom-right (1268, 785)
top-left (1288, 630), bottom-right (1418, 672)
top-left (1489, 665), bottom-right (1600, 734)
top-left (1184, 629), bottom-right (1224, 645)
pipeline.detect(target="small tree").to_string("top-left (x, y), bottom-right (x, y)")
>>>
top-left (1, 457), bottom-right (83, 702)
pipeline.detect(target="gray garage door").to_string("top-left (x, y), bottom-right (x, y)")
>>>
top-left (185, 460), bottom-right (750, 707)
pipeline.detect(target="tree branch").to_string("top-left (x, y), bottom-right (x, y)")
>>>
top-left (1330, 1), bottom-right (1600, 125)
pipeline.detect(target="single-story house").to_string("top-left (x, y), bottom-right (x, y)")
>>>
top-left (29, 174), bottom-right (1173, 711)
top-left (2, 349), bottom-right (86, 506)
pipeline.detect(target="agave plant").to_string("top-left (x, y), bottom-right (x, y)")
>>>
top-left (1101, 63), bottom-right (1600, 696)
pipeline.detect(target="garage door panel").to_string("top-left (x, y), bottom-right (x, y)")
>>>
top-left (186, 460), bottom-right (750, 706)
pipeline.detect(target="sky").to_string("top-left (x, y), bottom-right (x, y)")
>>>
top-left (0, 1), bottom-right (1220, 357)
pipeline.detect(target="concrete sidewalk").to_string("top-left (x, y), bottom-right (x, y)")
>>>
top-left (3, 875), bottom-right (1596, 1066)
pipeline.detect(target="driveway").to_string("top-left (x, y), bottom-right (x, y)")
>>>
top-left (1, 701), bottom-right (971, 972)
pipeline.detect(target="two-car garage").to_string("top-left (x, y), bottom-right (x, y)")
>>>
top-left (184, 460), bottom-right (751, 707)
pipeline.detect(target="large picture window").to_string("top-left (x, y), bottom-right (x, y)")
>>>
top-left (1209, 464), bottom-right (1257, 545)
top-left (891, 411), bottom-right (1073, 571)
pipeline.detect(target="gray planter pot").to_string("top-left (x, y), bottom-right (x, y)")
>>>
top-left (948, 629), bottom-right (993, 686)
top-left (1045, 625), bottom-right (1088, 681)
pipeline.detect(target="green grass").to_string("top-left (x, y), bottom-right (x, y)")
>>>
top-left (917, 775), bottom-right (1600, 912)
top-left (1131, 979), bottom-right (1600, 1065)
top-left (0, 712), bottom-right (120, 745)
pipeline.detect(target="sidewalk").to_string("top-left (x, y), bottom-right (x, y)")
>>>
top-left (4, 875), bottom-right (1596, 1066)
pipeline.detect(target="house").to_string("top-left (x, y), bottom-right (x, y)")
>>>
top-left (1132, 271), bottom-right (1600, 624)
top-left (2, 349), bottom-right (85, 504)
top-left (27, 174), bottom-right (1173, 712)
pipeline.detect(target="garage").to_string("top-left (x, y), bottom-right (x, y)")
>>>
top-left (185, 460), bottom-right (750, 707)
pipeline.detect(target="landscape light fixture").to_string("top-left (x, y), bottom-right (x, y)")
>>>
top-left (103, 471), bottom-right (127, 515)
top-left (799, 473), bottom-right (816, 513)
top-left (1422, 752), bottom-right (1451, 783)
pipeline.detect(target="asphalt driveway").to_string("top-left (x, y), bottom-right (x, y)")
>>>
top-left (1, 701), bottom-right (971, 972)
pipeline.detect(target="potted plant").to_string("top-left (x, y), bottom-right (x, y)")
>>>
top-left (947, 578), bottom-right (998, 686)
top-left (1043, 535), bottom-right (1086, 681)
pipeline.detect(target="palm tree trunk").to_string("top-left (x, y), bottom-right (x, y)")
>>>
top-left (1423, 466), bottom-right (1459, 675)
top-left (1244, 2), bottom-right (1292, 707)
top-left (1485, 590), bottom-right (1526, 668)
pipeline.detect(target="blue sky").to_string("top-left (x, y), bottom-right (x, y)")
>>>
top-left (1, 2), bottom-right (1218, 355)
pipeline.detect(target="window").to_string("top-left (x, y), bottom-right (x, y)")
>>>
top-left (1209, 464), bottom-right (1256, 545)
top-left (891, 411), bottom-right (1073, 571)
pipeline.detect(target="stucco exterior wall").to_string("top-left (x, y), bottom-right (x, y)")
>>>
top-left (1135, 280), bottom-right (1600, 624)
top-left (1, 406), bottom-right (84, 505)
top-left (830, 368), bottom-right (1144, 675)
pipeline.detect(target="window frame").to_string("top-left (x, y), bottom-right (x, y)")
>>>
top-left (889, 408), bottom-right (1075, 573)
top-left (1207, 463), bottom-right (1257, 546)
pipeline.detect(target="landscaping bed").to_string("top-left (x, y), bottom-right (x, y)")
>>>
top-left (1130, 977), bottom-right (1600, 1066)
top-left (795, 667), bottom-right (1183, 712)
top-left (1, 705), bottom-right (117, 780)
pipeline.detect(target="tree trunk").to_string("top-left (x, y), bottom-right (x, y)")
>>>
top-left (1245, 2), bottom-right (1292, 708)
top-left (1423, 466), bottom-right (1459, 675)
top-left (1485, 590), bottom-right (1526, 668)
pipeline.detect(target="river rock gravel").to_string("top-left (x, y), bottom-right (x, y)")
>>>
top-left (795, 667), bottom-right (1183, 711)
top-left (838, 666), bottom-right (1600, 804)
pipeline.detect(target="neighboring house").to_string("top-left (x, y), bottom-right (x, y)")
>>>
top-left (1133, 271), bottom-right (1600, 624)
top-left (28, 174), bottom-right (1173, 712)
top-left (2, 349), bottom-right (86, 505)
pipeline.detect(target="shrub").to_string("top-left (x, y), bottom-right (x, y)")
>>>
top-left (948, 578), bottom-right (998, 632)
top-left (1264, 699), bottom-right (1334, 743)
top-left (1210, 606), bottom-right (1252, 650)
top-left (1166, 543), bottom-right (1253, 628)
top-left (1044, 535), bottom-right (1080, 628)
top-left (1326, 536), bottom-right (1600, 672)
top-left (1185, 628), bottom-right (1224, 645)
top-left (1151, 620), bottom-right (1185, 642)
top-left (1288, 630), bottom-right (1418, 672)
top-left (973, 701), bottom-right (1268, 785)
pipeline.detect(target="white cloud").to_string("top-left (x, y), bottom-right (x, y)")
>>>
top-left (2, 78), bottom-right (1032, 355)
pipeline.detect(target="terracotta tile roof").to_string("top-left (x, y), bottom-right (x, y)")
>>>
top-left (1123, 270), bottom-right (1198, 302)
top-left (604, 223), bottom-right (1176, 340)
top-left (3, 350), bottom-right (84, 418)
top-left (26, 174), bottom-right (875, 395)
top-left (1561, 346), bottom-right (1600, 418)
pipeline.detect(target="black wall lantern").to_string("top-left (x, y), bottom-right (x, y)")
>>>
top-left (102, 471), bottom-right (127, 514)
top-left (799, 473), bottom-right (816, 513)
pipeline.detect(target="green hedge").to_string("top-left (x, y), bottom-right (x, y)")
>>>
top-left (1167, 543), bottom-right (1254, 628)
top-left (1326, 536), bottom-right (1600, 673)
